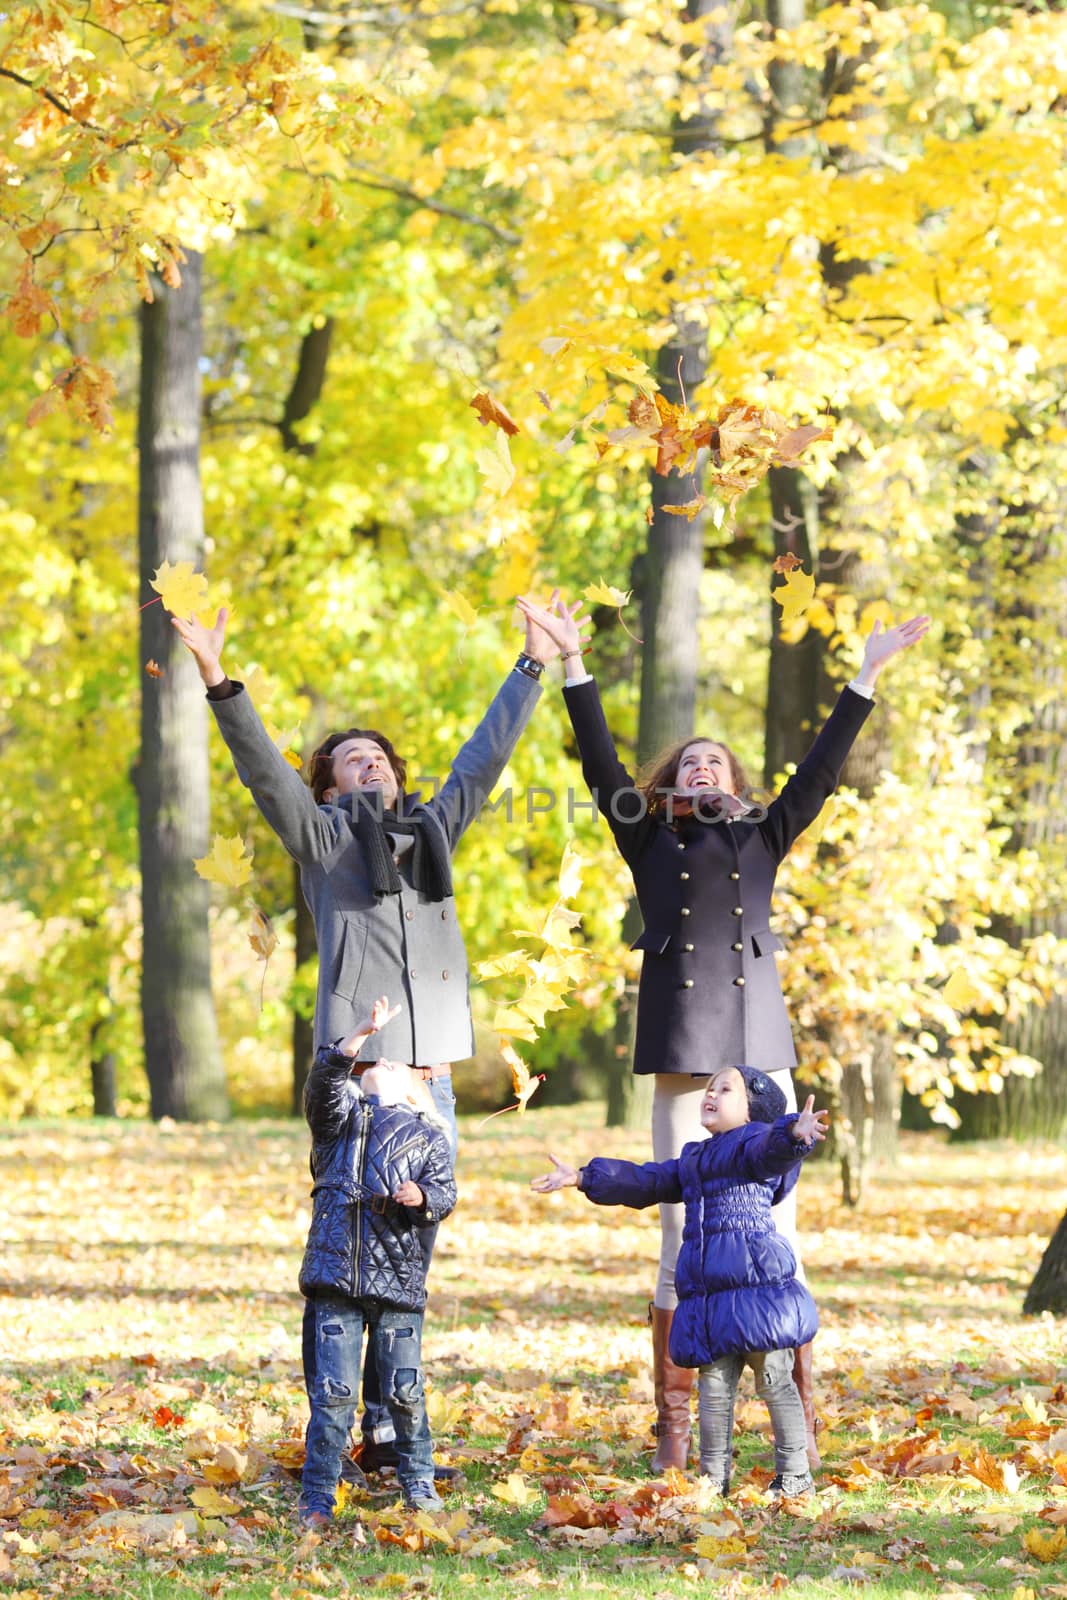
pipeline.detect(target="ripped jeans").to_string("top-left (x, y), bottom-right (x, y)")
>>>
top-left (301, 1294), bottom-right (434, 1515)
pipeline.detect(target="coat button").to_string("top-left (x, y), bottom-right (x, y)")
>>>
top-left (732, 942), bottom-right (742, 952)
top-left (682, 979), bottom-right (694, 989)
top-left (410, 968), bottom-right (417, 979)
top-left (683, 943), bottom-right (694, 952)
top-left (732, 906), bottom-right (743, 917)
top-left (734, 976), bottom-right (746, 987)
top-left (442, 970), bottom-right (449, 980)
top-left (441, 908), bottom-right (448, 920)
top-left (680, 871), bottom-right (690, 881)
top-left (678, 841), bottom-right (686, 851)
top-left (730, 871), bottom-right (740, 881)
top-left (680, 907), bottom-right (690, 917)
top-left (405, 909), bottom-right (414, 921)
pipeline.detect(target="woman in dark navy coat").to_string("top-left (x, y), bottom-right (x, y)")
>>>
top-left (517, 595), bottom-right (928, 1471)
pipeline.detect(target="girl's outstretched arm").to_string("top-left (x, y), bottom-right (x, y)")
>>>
top-left (530, 1154), bottom-right (580, 1192)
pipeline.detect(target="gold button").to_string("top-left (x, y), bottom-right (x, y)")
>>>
top-left (734, 976), bottom-right (746, 988)
top-left (680, 907), bottom-right (690, 917)
top-left (683, 979), bottom-right (694, 989)
top-left (680, 871), bottom-right (690, 881)
top-left (732, 942), bottom-right (742, 952)
top-left (732, 906), bottom-right (743, 917)
top-left (683, 943), bottom-right (694, 952)
top-left (730, 871), bottom-right (740, 881)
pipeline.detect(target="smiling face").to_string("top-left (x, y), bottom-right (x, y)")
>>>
top-left (325, 737), bottom-right (400, 808)
top-left (676, 740), bottom-right (737, 797)
top-left (701, 1067), bottom-right (751, 1135)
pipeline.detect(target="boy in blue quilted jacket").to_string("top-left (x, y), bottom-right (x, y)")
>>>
top-left (299, 996), bottom-right (456, 1528)
top-left (532, 1065), bottom-right (827, 1497)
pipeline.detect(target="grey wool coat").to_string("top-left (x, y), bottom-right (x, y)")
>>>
top-left (210, 669), bottom-right (542, 1064)
top-left (562, 679), bottom-right (874, 1077)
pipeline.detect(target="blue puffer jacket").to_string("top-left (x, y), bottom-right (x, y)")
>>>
top-left (299, 1046), bottom-right (456, 1310)
top-left (579, 1117), bottom-right (817, 1367)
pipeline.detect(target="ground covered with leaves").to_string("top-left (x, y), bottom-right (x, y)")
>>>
top-left (1, 1109), bottom-right (1065, 1599)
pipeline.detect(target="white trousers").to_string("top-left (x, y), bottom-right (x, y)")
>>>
top-left (650, 1070), bottom-right (803, 1311)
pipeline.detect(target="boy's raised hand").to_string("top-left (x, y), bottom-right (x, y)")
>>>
top-left (530, 1154), bottom-right (580, 1193)
top-left (171, 607), bottom-right (230, 687)
top-left (339, 995), bottom-right (402, 1057)
top-left (792, 1096), bottom-right (829, 1144)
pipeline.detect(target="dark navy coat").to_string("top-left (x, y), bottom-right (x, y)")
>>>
top-left (562, 680), bottom-right (873, 1075)
top-left (578, 1118), bottom-right (818, 1366)
top-left (299, 1045), bottom-right (456, 1310)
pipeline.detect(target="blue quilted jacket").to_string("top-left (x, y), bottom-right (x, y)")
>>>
top-left (579, 1117), bottom-right (817, 1366)
top-left (299, 1046), bottom-right (456, 1309)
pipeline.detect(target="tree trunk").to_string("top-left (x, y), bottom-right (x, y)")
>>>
top-left (1024, 1207), bottom-right (1067, 1315)
top-left (90, 1006), bottom-right (117, 1118)
top-left (138, 251), bottom-right (228, 1121)
top-left (605, 0), bottom-right (731, 1131)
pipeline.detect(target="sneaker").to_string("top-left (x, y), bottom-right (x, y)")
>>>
top-left (404, 1484), bottom-right (444, 1512)
top-left (698, 1473), bottom-right (730, 1496)
top-left (768, 1471), bottom-right (814, 1499)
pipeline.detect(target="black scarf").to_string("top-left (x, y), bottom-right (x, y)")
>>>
top-left (337, 794), bottom-right (453, 902)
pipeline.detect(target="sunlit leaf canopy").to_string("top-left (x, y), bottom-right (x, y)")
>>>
top-left (0, 0), bottom-right (1065, 1119)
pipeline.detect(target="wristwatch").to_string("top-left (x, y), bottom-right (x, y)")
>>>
top-left (515, 652), bottom-right (545, 680)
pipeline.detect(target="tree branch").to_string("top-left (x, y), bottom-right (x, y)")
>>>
top-left (0, 65), bottom-right (105, 134)
top-left (342, 166), bottom-right (520, 243)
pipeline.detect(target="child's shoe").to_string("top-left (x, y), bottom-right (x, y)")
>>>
top-left (767, 1471), bottom-right (814, 1500)
top-left (404, 1482), bottom-right (444, 1513)
top-left (298, 1507), bottom-right (333, 1531)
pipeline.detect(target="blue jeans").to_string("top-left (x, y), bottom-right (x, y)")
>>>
top-left (301, 1294), bottom-right (434, 1515)
top-left (301, 1075), bottom-right (457, 1466)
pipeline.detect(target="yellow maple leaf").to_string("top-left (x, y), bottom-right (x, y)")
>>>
top-left (556, 841), bottom-right (584, 904)
top-left (1022, 1525), bottom-right (1067, 1562)
top-left (438, 587), bottom-right (480, 629)
top-left (492, 1007), bottom-right (539, 1042)
top-left (584, 579), bottom-right (631, 608)
top-left (475, 429), bottom-right (516, 498)
top-left (477, 950), bottom-right (531, 979)
top-left (772, 566), bottom-right (815, 625)
top-left (515, 981), bottom-right (569, 1030)
top-left (150, 560), bottom-right (210, 619)
top-left (189, 1485), bottom-right (238, 1515)
top-left (193, 834), bottom-right (254, 889)
top-left (944, 968), bottom-right (983, 1012)
top-left (491, 1472), bottom-right (533, 1507)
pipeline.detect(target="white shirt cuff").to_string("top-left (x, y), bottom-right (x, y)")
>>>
top-left (562, 672), bottom-right (594, 688)
top-left (847, 678), bottom-right (875, 700)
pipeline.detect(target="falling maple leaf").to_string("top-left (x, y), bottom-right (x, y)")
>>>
top-left (772, 553), bottom-right (804, 574)
top-left (534, 390), bottom-right (553, 411)
top-left (662, 495), bottom-right (707, 520)
top-left (470, 391), bottom-right (520, 437)
top-left (772, 565), bottom-right (815, 625)
top-left (501, 1040), bottom-right (543, 1114)
top-left (145, 659), bottom-right (164, 678)
top-left (193, 833), bottom-right (254, 889)
top-left (438, 588), bottom-right (480, 629)
top-left (584, 579), bottom-right (631, 608)
top-left (475, 430), bottom-right (516, 498)
top-left (150, 560), bottom-right (210, 619)
top-left (247, 906), bottom-right (277, 962)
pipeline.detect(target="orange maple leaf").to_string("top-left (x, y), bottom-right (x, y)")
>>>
top-left (772, 553), bottom-right (804, 574)
top-left (470, 391), bottom-right (520, 437)
top-left (145, 659), bottom-right (165, 678)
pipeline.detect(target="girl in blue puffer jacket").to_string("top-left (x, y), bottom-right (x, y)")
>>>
top-left (531, 1065), bottom-right (828, 1498)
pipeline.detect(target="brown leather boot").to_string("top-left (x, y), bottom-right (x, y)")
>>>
top-left (792, 1340), bottom-right (821, 1471)
top-left (649, 1304), bottom-right (693, 1472)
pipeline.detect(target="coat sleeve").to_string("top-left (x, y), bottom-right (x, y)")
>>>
top-left (578, 1155), bottom-right (683, 1209)
top-left (426, 670), bottom-right (543, 851)
top-left (410, 1127), bottom-right (457, 1225)
top-left (697, 1118), bottom-right (813, 1186)
top-left (758, 686), bottom-right (874, 862)
top-left (303, 1046), bottom-right (359, 1143)
top-left (561, 679), bottom-right (651, 864)
top-left (210, 686), bottom-right (340, 866)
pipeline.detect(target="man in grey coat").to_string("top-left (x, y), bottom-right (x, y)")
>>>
top-left (174, 598), bottom-right (564, 1482)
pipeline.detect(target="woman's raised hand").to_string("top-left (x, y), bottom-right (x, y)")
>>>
top-left (516, 593), bottom-right (589, 663)
top-left (530, 1153), bottom-right (580, 1192)
top-left (792, 1096), bottom-right (830, 1144)
top-left (171, 607), bottom-right (230, 687)
top-left (857, 614), bottom-right (930, 683)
